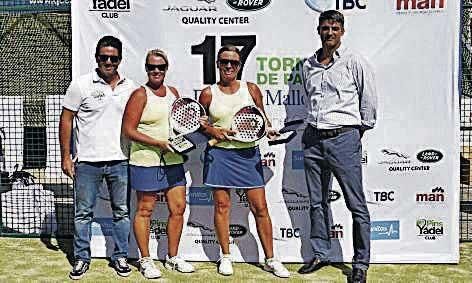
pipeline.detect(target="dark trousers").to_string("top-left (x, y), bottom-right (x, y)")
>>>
top-left (302, 125), bottom-right (370, 270)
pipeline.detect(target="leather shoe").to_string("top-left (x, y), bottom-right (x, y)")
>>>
top-left (350, 268), bottom-right (367, 283)
top-left (298, 258), bottom-right (330, 274)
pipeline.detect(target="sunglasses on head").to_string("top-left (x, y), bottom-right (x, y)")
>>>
top-left (145, 63), bottom-right (168, 72)
top-left (97, 55), bottom-right (121, 63)
top-left (218, 59), bottom-right (241, 67)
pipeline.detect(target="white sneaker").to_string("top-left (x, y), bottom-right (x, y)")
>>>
top-left (217, 254), bottom-right (233, 276)
top-left (263, 258), bottom-right (290, 278)
top-left (138, 257), bottom-right (161, 279)
top-left (164, 255), bottom-right (195, 273)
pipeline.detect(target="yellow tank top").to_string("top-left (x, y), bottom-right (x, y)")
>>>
top-left (129, 85), bottom-right (184, 166)
top-left (209, 81), bottom-right (256, 149)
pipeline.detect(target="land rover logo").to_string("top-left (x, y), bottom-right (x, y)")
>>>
top-left (226, 0), bottom-right (271, 11)
top-left (417, 149), bottom-right (443, 163)
top-left (229, 224), bottom-right (247, 238)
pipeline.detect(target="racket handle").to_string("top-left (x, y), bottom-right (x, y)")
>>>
top-left (208, 138), bottom-right (218, 146)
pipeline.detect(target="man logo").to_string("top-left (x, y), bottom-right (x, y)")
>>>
top-left (396, 0), bottom-right (445, 11)
top-left (416, 187), bottom-right (445, 202)
top-left (330, 224), bottom-right (344, 239)
top-left (305, 0), bottom-right (367, 12)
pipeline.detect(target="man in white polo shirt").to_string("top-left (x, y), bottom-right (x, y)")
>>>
top-left (59, 35), bottom-right (137, 280)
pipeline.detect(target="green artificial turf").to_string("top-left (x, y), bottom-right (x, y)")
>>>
top-left (0, 238), bottom-right (470, 282)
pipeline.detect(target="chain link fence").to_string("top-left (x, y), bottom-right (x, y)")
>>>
top-left (0, 2), bottom-right (73, 238)
top-left (460, 1), bottom-right (472, 241)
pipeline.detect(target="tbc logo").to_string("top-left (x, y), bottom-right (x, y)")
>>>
top-left (89, 0), bottom-right (131, 18)
top-left (304, 0), bottom-right (367, 12)
top-left (371, 220), bottom-right (400, 240)
top-left (370, 190), bottom-right (395, 202)
top-left (226, 0), bottom-right (271, 11)
top-left (280, 227), bottom-right (300, 238)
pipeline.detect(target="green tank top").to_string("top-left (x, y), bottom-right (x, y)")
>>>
top-left (129, 85), bottom-right (184, 166)
top-left (209, 81), bottom-right (256, 149)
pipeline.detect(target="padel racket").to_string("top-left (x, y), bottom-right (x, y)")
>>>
top-left (208, 105), bottom-right (266, 146)
top-left (169, 97), bottom-right (206, 153)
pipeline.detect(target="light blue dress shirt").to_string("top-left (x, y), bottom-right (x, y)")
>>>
top-left (302, 45), bottom-right (377, 130)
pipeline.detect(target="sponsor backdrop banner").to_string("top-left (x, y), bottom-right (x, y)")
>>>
top-left (72, 0), bottom-right (460, 263)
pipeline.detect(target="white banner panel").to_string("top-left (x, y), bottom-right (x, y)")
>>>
top-left (73, 0), bottom-right (460, 263)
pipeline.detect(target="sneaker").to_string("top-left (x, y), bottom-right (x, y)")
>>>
top-left (139, 257), bottom-right (161, 279)
top-left (217, 254), bottom-right (233, 276)
top-left (165, 255), bottom-right (195, 273)
top-left (69, 260), bottom-right (89, 280)
top-left (263, 258), bottom-right (291, 278)
top-left (112, 257), bottom-right (132, 277)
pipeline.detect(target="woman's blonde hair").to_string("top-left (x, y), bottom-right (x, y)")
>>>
top-left (145, 48), bottom-right (169, 66)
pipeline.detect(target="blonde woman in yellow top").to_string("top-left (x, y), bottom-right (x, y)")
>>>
top-left (122, 49), bottom-right (194, 279)
top-left (199, 45), bottom-right (290, 278)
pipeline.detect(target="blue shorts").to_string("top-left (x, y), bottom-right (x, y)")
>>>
top-left (203, 146), bottom-right (265, 189)
top-left (129, 164), bottom-right (186, 192)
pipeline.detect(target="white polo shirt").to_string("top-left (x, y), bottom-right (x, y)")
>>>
top-left (62, 70), bottom-right (137, 162)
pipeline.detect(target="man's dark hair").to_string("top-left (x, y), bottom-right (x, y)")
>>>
top-left (318, 10), bottom-right (344, 27)
top-left (217, 44), bottom-right (241, 61)
top-left (95, 35), bottom-right (122, 58)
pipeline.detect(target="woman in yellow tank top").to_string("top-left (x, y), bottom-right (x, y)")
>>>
top-left (122, 49), bottom-right (194, 279)
top-left (199, 45), bottom-right (290, 278)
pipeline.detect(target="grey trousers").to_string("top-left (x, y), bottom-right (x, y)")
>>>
top-left (302, 125), bottom-right (370, 270)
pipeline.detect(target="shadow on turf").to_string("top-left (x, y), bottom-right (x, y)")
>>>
top-left (40, 236), bottom-right (74, 265)
top-left (331, 263), bottom-right (352, 281)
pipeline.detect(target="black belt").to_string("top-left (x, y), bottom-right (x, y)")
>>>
top-left (309, 125), bottom-right (358, 139)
